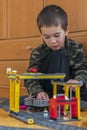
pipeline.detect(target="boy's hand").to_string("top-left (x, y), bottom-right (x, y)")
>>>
top-left (67, 79), bottom-right (80, 91)
top-left (36, 92), bottom-right (49, 100)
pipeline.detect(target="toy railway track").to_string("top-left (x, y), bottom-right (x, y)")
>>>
top-left (0, 126), bottom-right (46, 130)
top-left (0, 98), bottom-right (87, 130)
top-left (9, 110), bottom-right (87, 130)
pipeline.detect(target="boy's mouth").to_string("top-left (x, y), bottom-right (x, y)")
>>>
top-left (51, 45), bottom-right (60, 50)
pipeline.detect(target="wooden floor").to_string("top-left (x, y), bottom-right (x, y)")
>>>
top-left (0, 109), bottom-right (87, 129)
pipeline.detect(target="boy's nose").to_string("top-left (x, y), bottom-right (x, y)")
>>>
top-left (50, 37), bottom-right (56, 44)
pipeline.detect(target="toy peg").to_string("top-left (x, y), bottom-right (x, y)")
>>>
top-left (29, 68), bottom-right (38, 73)
top-left (7, 67), bottom-right (12, 74)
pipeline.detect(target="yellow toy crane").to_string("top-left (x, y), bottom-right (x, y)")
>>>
top-left (7, 68), bottom-right (82, 124)
top-left (7, 68), bottom-right (66, 113)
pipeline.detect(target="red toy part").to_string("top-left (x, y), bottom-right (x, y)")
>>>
top-left (49, 98), bottom-right (58, 120)
top-left (57, 94), bottom-right (65, 115)
top-left (71, 97), bottom-right (78, 118)
top-left (57, 94), bottom-right (65, 101)
top-left (29, 68), bottom-right (37, 73)
top-left (20, 105), bottom-right (27, 110)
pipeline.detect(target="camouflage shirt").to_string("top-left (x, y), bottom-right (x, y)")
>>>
top-left (24, 37), bottom-right (87, 97)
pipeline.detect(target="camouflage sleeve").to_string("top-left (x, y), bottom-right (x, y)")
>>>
top-left (71, 43), bottom-right (87, 87)
top-left (24, 43), bottom-right (50, 97)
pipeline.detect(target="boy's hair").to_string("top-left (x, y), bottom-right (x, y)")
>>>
top-left (37, 5), bottom-right (68, 32)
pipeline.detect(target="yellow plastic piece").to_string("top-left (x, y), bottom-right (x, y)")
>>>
top-left (52, 82), bottom-right (57, 98)
top-left (27, 119), bottom-right (34, 124)
top-left (14, 79), bottom-right (20, 112)
top-left (75, 85), bottom-right (81, 119)
top-left (10, 79), bottom-right (15, 111)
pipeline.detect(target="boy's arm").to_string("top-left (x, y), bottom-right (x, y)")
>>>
top-left (71, 43), bottom-right (87, 87)
top-left (24, 44), bottom-right (51, 98)
top-left (24, 79), bottom-right (44, 98)
top-left (24, 48), bottom-right (44, 98)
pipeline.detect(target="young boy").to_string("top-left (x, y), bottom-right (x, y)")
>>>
top-left (24, 5), bottom-right (87, 101)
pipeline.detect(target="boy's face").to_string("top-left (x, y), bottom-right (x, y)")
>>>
top-left (41, 25), bottom-right (69, 50)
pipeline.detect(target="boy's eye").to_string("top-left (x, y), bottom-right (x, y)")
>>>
top-left (43, 33), bottom-right (60, 39)
top-left (44, 36), bottom-right (50, 39)
top-left (54, 34), bottom-right (60, 37)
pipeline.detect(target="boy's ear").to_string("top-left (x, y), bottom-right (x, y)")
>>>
top-left (65, 25), bottom-right (70, 36)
